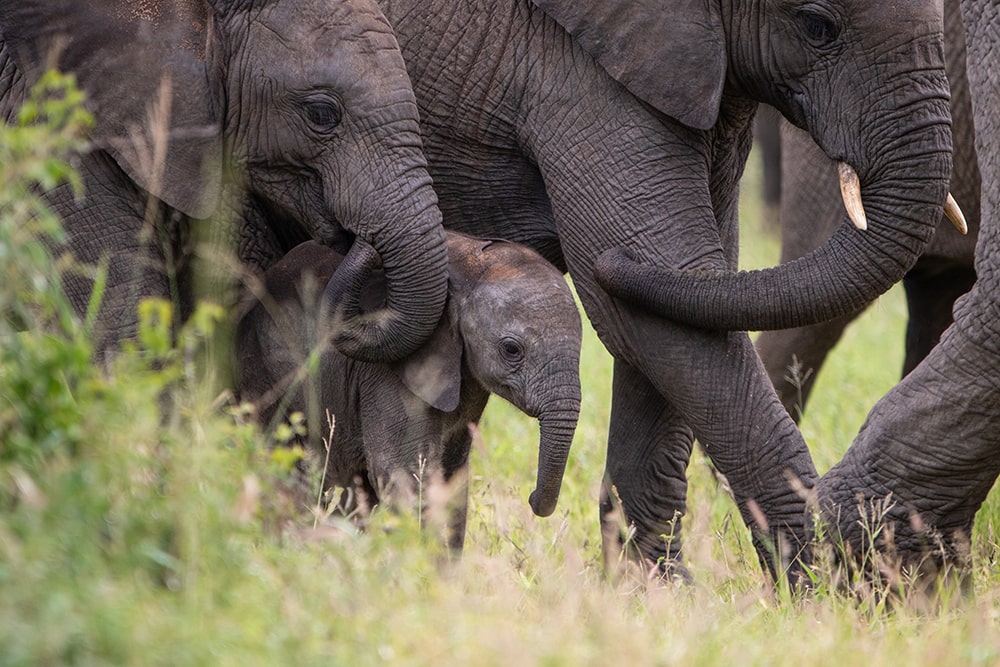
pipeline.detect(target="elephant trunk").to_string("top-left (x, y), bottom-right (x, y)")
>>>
top-left (527, 389), bottom-right (581, 518)
top-left (594, 91), bottom-right (953, 333)
top-left (329, 175), bottom-right (449, 364)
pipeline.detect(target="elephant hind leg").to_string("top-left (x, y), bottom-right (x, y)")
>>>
top-left (755, 314), bottom-right (857, 422)
top-left (901, 259), bottom-right (977, 376)
top-left (602, 359), bottom-right (694, 584)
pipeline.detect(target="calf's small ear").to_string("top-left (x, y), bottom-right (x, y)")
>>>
top-left (392, 307), bottom-right (462, 413)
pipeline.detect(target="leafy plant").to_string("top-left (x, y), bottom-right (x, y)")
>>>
top-left (0, 71), bottom-right (96, 467)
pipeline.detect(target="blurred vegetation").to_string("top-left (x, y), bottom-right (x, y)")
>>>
top-left (1, 75), bottom-right (999, 666)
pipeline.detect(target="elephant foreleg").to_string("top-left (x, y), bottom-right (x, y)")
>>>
top-left (442, 460), bottom-right (470, 556)
top-left (816, 314), bottom-right (1000, 575)
top-left (439, 419), bottom-right (482, 556)
top-left (583, 300), bottom-right (819, 585)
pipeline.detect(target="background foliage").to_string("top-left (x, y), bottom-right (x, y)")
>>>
top-left (1, 78), bottom-right (999, 666)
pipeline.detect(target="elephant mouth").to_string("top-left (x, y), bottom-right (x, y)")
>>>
top-left (837, 161), bottom-right (966, 234)
top-left (772, 84), bottom-right (809, 129)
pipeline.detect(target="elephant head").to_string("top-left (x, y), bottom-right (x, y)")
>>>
top-left (0, 0), bottom-right (448, 361)
top-left (379, 233), bottom-right (584, 517)
top-left (535, 0), bottom-right (958, 331)
top-left (449, 234), bottom-right (583, 516)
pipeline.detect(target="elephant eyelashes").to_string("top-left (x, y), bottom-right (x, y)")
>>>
top-left (799, 10), bottom-right (840, 46)
top-left (303, 97), bottom-right (344, 132)
top-left (499, 337), bottom-right (525, 365)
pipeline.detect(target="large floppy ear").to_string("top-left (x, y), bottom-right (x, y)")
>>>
top-left (391, 297), bottom-right (463, 414)
top-left (0, 0), bottom-right (222, 218)
top-left (531, 0), bottom-right (726, 131)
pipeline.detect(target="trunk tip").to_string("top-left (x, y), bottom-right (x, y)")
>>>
top-left (529, 489), bottom-right (558, 517)
top-left (594, 247), bottom-right (637, 296)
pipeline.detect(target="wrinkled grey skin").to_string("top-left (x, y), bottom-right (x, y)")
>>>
top-left (235, 233), bottom-right (582, 548)
top-left (379, 0), bottom-right (952, 582)
top-left (756, 0), bottom-right (981, 422)
top-left (813, 0), bottom-right (1000, 579)
top-left (0, 0), bottom-right (447, 362)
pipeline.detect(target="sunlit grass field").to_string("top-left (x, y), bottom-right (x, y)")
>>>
top-left (3, 88), bottom-right (1000, 665)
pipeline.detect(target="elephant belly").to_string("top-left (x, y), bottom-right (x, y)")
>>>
top-left (424, 142), bottom-right (566, 272)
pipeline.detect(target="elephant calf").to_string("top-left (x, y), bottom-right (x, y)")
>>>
top-left (235, 232), bottom-right (582, 550)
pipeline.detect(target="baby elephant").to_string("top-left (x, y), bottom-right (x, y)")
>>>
top-left (235, 232), bottom-right (582, 550)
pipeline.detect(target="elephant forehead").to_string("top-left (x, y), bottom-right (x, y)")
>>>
top-left (452, 244), bottom-right (527, 282)
top-left (836, 0), bottom-right (945, 40)
top-left (468, 242), bottom-right (559, 282)
top-left (113, 0), bottom-right (165, 24)
top-left (252, 0), bottom-right (399, 55)
top-left (244, 1), bottom-right (409, 99)
top-left (469, 273), bottom-right (580, 330)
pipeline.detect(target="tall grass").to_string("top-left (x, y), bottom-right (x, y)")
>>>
top-left (2, 82), bottom-right (999, 666)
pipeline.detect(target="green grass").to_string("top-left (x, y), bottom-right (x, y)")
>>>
top-left (3, 85), bottom-right (1000, 666)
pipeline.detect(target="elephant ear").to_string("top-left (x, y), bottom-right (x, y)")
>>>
top-left (0, 0), bottom-right (222, 218)
top-left (391, 296), bottom-right (463, 414)
top-left (532, 0), bottom-right (726, 131)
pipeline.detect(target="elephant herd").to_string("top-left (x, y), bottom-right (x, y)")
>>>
top-left (2, 0), bottom-right (999, 588)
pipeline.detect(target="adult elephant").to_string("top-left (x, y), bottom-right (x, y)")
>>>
top-left (378, 0), bottom-right (955, 581)
top-left (0, 0), bottom-right (448, 362)
top-left (813, 0), bottom-right (1000, 578)
top-left (755, 0), bottom-right (981, 422)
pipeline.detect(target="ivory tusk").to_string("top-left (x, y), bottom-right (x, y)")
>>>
top-left (944, 193), bottom-right (968, 235)
top-left (838, 162), bottom-right (867, 231)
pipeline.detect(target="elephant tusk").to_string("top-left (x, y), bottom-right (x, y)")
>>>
top-left (944, 192), bottom-right (968, 235)
top-left (838, 162), bottom-right (867, 231)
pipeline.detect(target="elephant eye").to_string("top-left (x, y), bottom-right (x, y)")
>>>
top-left (499, 337), bottom-right (525, 365)
top-left (303, 97), bottom-right (343, 132)
top-left (799, 10), bottom-right (840, 46)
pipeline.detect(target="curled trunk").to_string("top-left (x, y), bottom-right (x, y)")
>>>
top-left (330, 196), bottom-right (449, 364)
top-left (595, 103), bottom-right (953, 333)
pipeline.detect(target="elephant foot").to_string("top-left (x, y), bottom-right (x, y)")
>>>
top-left (599, 482), bottom-right (694, 586)
top-left (810, 476), bottom-right (977, 602)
